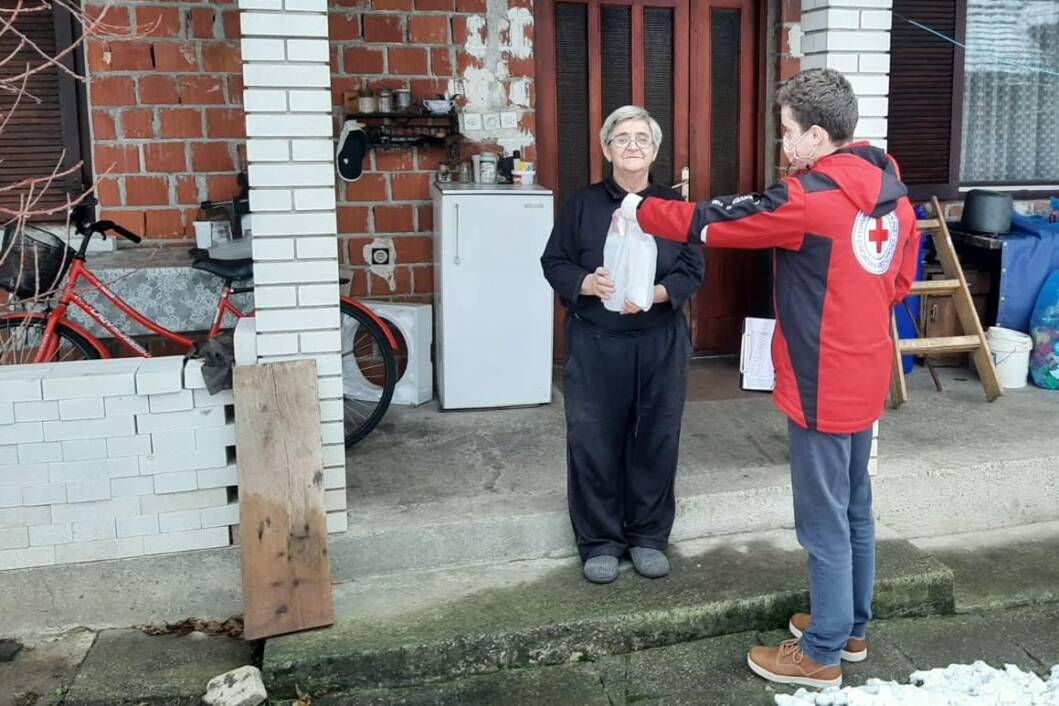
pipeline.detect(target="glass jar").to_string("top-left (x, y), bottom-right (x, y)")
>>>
top-left (377, 90), bottom-right (393, 113)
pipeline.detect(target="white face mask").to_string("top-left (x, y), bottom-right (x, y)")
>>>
top-left (782, 126), bottom-right (820, 171)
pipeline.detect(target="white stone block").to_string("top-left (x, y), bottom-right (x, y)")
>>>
top-left (846, 73), bottom-right (890, 96)
top-left (285, 0), bottom-right (327, 11)
top-left (240, 12), bottom-right (329, 38)
top-left (153, 471), bottom-right (199, 495)
top-left (256, 333), bottom-right (300, 356)
top-left (802, 8), bottom-right (859, 32)
top-left (323, 488), bottom-right (345, 513)
top-left (823, 30), bottom-right (889, 53)
top-left (246, 114), bottom-right (332, 139)
top-left (323, 465), bottom-right (344, 490)
top-left (293, 188), bottom-right (337, 212)
top-left (159, 509), bottom-right (203, 533)
top-left (798, 53), bottom-right (827, 70)
top-left (44, 415), bottom-right (135, 442)
top-left (21, 483), bottom-right (66, 506)
top-left (0, 526), bottom-right (29, 550)
top-left (239, 0), bottom-right (283, 10)
top-left (201, 503), bottom-right (239, 529)
top-left (0, 545), bottom-right (55, 570)
top-left (197, 465), bottom-right (238, 490)
top-left (67, 479), bottom-right (111, 504)
top-left (0, 444), bottom-right (16, 465)
top-left (810, 0), bottom-right (891, 7)
top-left (18, 442), bottom-right (63, 465)
top-left (140, 488), bottom-right (227, 515)
top-left (143, 526), bottom-right (229, 555)
top-left (855, 117), bottom-right (888, 137)
top-left (117, 514), bottom-right (159, 538)
top-left (0, 463), bottom-right (47, 487)
top-left (54, 537), bottom-right (144, 564)
top-left (858, 52), bottom-right (890, 74)
top-left (261, 353), bottom-right (342, 377)
top-left (296, 238), bottom-right (338, 260)
top-left (249, 163), bottom-right (335, 188)
top-left (288, 89), bottom-right (332, 113)
top-left (51, 497), bottom-right (140, 524)
top-left (111, 476), bottom-right (155, 498)
top-left (140, 447), bottom-right (228, 476)
top-left (147, 391), bottom-right (193, 415)
top-left (326, 511), bottom-right (347, 534)
top-left (0, 403), bottom-right (11, 425)
top-left (135, 406), bottom-right (226, 434)
top-left (234, 318), bottom-right (259, 365)
top-left (196, 424), bottom-right (237, 450)
top-left (298, 330), bottom-right (341, 355)
top-left (252, 237), bottom-right (296, 261)
top-left (61, 439), bottom-right (108, 462)
top-left (183, 361), bottom-right (208, 392)
top-left (72, 517), bottom-right (117, 543)
top-left (50, 456), bottom-right (139, 483)
top-left (29, 522), bottom-right (72, 546)
top-left (252, 212), bottom-right (338, 237)
top-left (239, 37), bottom-right (286, 62)
top-left (285, 39), bottom-right (330, 62)
top-left (291, 139), bottom-right (334, 162)
top-left (317, 376), bottom-right (344, 400)
top-left (42, 359), bottom-right (140, 400)
top-left (861, 9), bottom-right (892, 28)
top-left (257, 307), bottom-right (339, 333)
top-left (104, 395), bottom-right (150, 416)
top-left (243, 63), bottom-right (331, 89)
top-left (0, 487), bottom-right (19, 508)
top-left (0, 505), bottom-right (50, 529)
top-left (320, 421), bottom-right (344, 445)
top-left (254, 261), bottom-right (339, 286)
top-left (193, 389), bottom-right (235, 408)
top-left (0, 421), bottom-right (44, 445)
top-left (0, 363), bottom-right (52, 403)
top-left (15, 400), bottom-right (59, 422)
top-left (136, 357), bottom-right (184, 396)
top-left (319, 399), bottom-right (343, 423)
top-left (249, 189), bottom-right (294, 213)
top-left (58, 398), bottom-right (105, 421)
top-left (107, 435), bottom-right (153, 459)
top-left (254, 285), bottom-right (299, 309)
top-left (321, 443), bottom-right (345, 468)
top-left (858, 96), bottom-right (889, 117)
top-left (297, 284), bottom-right (340, 307)
top-left (246, 139), bottom-right (291, 163)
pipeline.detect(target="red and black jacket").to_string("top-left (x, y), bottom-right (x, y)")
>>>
top-left (636, 142), bottom-right (921, 434)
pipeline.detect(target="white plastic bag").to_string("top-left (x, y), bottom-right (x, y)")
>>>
top-left (602, 210), bottom-right (657, 312)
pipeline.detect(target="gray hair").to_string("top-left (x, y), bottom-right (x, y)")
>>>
top-left (599, 105), bottom-right (663, 151)
top-left (776, 68), bottom-right (858, 143)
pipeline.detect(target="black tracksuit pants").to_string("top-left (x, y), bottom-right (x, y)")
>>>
top-left (563, 312), bottom-right (690, 562)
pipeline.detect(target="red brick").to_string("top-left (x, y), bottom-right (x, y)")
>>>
top-left (455, 0), bottom-right (485, 11)
top-left (120, 109), bottom-right (154, 139)
top-left (151, 42), bottom-right (199, 72)
top-left (391, 172), bottom-right (431, 201)
top-left (413, 265), bottom-right (434, 293)
top-left (91, 77), bottom-right (135, 106)
top-left (206, 175), bottom-right (241, 201)
top-left (92, 111), bottom-right (117, 140)
top-left (507, 0), bottom-right (531, 10)
top-left (374, 205), bottom-right (414, 233)
top-left (144, 209), bottom-right (185, 238)
top-left (394, 235), bottom-right (432, 263)
top-left (85, 5), bottom-right (132, 34)
top-left (416, 204), bottom-right (433, 232)
top-left (331, 76), bottom-right (363, 107)
top-left (100, 209), bottom-right (145, 236)
top-left (139, 75), bottom-right (180, 104)
top-left (160, 109), bottom-right (203, 138)
top-left (202, 43), bottom-right (242, 73)
top-left (408, 16), bottom-right (448, 44)
top-left (329, 13), bottom-right (361, 41)
top-left (374, 265), bottom-right (412, 295)
top-left (344, 173), bottom-right (387, 201)
top-left (388, 47), bottom-right (428, 75)
top-left (430, 48), bottom-right (453, 76)
top-left (136, 6), bottom-right (181, 37)
top-left (228, 77), bottom-right (244, 105)
top-left (363, 14), bottom-right (403, 43)
top-left (143, 142), bottom-right (187, 172)
top-left (416, 0), bottom-right (454, 9)
top-left (416, 145), bottom-right (447, 171)
top-left (451, 16), bottom-right (483, 45)
top-left (782, 0), bottom-right (801, 21)
top-left (374, 150), bottom-right (414, 171)
top-left (176, 175), bottom-right (200, 205)
top-left (506, 56), bottom-right (534, 78)
top-left (91, 41), bottom-right (154, 71)
top-left (344, 47), bottom-right (385, 74)
top-left (125, 176), bottom-right (170, 206)
top-left (338, 206), bottom-right (371, 233)
top-left (190, 8), bottom-right (216, 38)
top-left (410, 78), bottom-right (447, 101)
top-left (94, 144), bottom-right (141, 174)
top-left (221, 10), bottom-right (241, 39)
top-left (206, 109), bottom-right (246, 139)
top-left (180, 76), bottom-right (227, 105)
top-left (456, 50), bottom-right (483, 75)
top-left (343, 237), bottom-right (372, 265)
top-left (373, 0), bottom-right (412, 9)
top-left (779, 56), bottom-right (800, 81)
top-left (192, 143), bottom-right (235, 172)
top-left (95, 177), bottom-right (121, 206)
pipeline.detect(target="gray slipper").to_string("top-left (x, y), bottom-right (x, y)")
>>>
top-left (630, 547), bottom-right (670, 578)
top-left (583, 555), bottom-right (619, 584)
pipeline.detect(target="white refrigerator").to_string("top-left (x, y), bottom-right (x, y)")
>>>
top-left (432, 182), bottom-right (554, 409)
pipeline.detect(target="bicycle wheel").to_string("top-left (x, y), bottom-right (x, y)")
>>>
top-left (340, 301), bottom-right (396, 447)
top-left (0, 315), bottom-right (102, 365)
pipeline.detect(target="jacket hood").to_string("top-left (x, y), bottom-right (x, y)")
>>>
top-left (811, 141), bottom-right (908, 218)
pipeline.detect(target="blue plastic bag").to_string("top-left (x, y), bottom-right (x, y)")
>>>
top-left (1029, 269), bottom-right (1059, 390)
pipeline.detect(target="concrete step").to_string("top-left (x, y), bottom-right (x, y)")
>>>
top-left (261, 528), bottom-right (955, 699)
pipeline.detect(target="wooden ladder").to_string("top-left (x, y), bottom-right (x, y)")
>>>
top-left (889, 196), bottom-right (1004, 407)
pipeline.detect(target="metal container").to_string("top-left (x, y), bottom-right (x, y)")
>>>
top-left (358, 94), bottom-right (376, 113)
top-left (962, 189), bottom-right (1013, 234)
top-left (377, 90), bottom-right (393, 113)
top-left (478, 153), bottom-right (498, 184)
top-left (395, 88), bottom-right (412, 110)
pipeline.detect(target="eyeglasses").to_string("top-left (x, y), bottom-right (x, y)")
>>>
top-left (609, 134), bottom-right (654, 150)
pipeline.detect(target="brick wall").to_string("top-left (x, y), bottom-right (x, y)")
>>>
top-left (0, 357), bottom-right (239, 571)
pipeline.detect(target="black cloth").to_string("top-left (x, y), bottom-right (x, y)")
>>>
top-left (541, 178), bottom-right (705, 332)
top-left (563, 313), bottom-right (690, 561)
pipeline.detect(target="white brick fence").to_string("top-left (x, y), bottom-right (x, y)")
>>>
top-left (0, 357), bottom-right (238, 571)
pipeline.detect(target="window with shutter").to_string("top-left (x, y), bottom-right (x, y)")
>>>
top-left (0, 1), bottom-right (89, 221)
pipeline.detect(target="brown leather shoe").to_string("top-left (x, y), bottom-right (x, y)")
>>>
top-left (788, 612), bottom-right (868, 662)
top-left (747, 639), bottom-right (842, 688)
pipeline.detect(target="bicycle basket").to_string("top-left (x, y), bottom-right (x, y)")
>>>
top-left (0, 223), bottom-right (77, 300)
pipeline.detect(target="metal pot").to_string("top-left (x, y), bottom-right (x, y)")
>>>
top-left (961, 189), bottom-right (1013, 234)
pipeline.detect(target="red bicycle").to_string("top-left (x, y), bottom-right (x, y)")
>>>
top-left (0, 200), bottom-right (397, 447)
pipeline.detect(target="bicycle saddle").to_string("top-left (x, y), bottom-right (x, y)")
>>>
top-left (192, 257), bottom-right (254, 281)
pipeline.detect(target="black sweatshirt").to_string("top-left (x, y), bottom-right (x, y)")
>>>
top-left (540, 177), bottom-right (705, 332)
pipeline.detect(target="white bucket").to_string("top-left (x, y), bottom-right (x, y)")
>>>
top-left (986, 326), bottom-right (1032, 389)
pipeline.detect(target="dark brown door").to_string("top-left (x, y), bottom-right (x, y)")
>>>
top-left (537, 0), bottom-right (763, 358)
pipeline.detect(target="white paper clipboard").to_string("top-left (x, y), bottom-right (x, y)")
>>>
top-left (739, 317), bottom-right (776, 392)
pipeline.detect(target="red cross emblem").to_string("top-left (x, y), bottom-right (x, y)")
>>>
top-left (868, 218), bottom-right (890, 254)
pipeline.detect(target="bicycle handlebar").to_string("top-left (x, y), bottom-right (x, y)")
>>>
top-left (94, 220), bottom-right (143, 244)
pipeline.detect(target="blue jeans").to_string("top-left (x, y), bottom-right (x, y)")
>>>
top-left (788, 419), bottom-right (875, 667)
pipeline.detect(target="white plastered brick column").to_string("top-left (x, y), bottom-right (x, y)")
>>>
top-left (238, 0), bottom-right (348, 534)
top-left (800, 0), bottom-right (893, 149)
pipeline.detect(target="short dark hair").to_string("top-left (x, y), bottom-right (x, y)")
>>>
top-left (776, 68), bottom-right (858, 143)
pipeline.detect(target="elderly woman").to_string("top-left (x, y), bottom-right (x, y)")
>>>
top-left (541, 106), bottom-right (705, 584)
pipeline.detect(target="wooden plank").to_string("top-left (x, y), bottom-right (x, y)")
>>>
top-left (235, 360), bottom-right (334, 641)
top-left (910, 278), bottom-right (960, 295)
top-left (890, 314), bottom-right (908, 408)
top-left (916, 218), bottom-right (942, 230)
top-left (898, 335), bottom-right (981, 355)
top-left (588, 0), bottom-right (603, 183)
